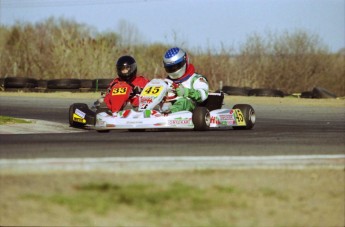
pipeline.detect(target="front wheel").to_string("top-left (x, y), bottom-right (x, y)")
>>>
top-left (69, 103), bottom-right (95, 128)
top-left (232, 104), bottom-right (256, 130)
top-left (192, 107), bottom-right (210, 131)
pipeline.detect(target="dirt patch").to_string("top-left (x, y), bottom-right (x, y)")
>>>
top-left (1, 169), bottom-right (344, 226)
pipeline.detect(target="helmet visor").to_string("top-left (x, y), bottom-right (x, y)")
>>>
top-left (117, 63), bottom-right (137, 80)
top-left (164, 60), bottom-right (186, 73)
top-left (119, 65), bottom-right (131, 74)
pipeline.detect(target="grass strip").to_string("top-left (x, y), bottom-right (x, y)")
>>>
top-left (0, 115), bottom-right (31, 125)
top-left (1, 169), bottom-right (344, 226)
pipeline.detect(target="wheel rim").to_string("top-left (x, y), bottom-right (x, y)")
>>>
top-left (249, 109), bottom-right (256, 124)
top-left (205, 112), bottom-right (211, 126)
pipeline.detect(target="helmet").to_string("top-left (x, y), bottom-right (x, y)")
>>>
top-left (116, 55), bottom-right (137, 81)
top-left (163, 47), bottom-right (188, 80)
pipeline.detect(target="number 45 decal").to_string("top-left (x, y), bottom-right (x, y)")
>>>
top-left (142, 86), bottom-right (163, 96)
top-left (235, 109), bottom-right (246, 126)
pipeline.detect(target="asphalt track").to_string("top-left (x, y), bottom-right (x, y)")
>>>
top-left (0, 95), bottom-right (344, 161)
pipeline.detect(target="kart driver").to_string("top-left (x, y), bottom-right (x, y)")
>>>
top-left (163, 47), bottom-right (209, 113)
top-left (104, 55), bottom-right (149, 113)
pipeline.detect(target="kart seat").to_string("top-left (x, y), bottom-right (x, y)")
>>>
top-left (198, 92), bottom-right (224, 111)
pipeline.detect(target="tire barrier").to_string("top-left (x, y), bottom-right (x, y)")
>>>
top-left (92, 79), bottom-right (113, 91)
top-left (37, 79), bottom-right (48, 88)
top-left (0, 77), bottom-right (340, 98)
top-left (248, 88), bottom-right (285, 97)
top-left (311, 87), bottom-right (337, 99)
top-left (4, 77), bottom-right (38, 89)
top-left (0, 78), bottom-right (5, 91)
top-left (80, 79), bottom-right (93, 89)
top-left (47, 79), bottom-right (81, 89)
top-left (2, 77), bottom-right (114, 92)
top-left (300, 91), bottom-right (313, 99)
top-left (220, 86), bottom-right (251, 96)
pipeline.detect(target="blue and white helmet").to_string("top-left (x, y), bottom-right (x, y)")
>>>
top-left (163, 47), bottom-right (188, 80)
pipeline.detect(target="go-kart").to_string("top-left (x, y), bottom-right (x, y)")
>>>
top-left (68, 78), bottom-right (256, 132)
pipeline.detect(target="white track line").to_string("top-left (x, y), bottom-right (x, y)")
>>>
top-left (1, 155), bottom-right (344, 172)
top-left (1, 154), bottom-right (345, 164)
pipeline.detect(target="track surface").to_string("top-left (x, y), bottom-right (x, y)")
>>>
top-left (0, 96), bottom-right (344, 159)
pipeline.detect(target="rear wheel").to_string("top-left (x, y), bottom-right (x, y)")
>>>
top-left (192, 107), bottom-right (210, 131)
top-left (232, 104), bottom-right (256, 130)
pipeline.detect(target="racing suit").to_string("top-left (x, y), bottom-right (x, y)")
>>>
top-left (104, 76), bottom-right (149, 112)
top-left (166, 64), bottom-right (209, 113)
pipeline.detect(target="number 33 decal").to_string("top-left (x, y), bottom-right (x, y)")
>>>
top-left (112, 87), bottom-right (128, 95)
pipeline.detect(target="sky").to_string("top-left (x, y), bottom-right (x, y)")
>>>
top-left (1, 0), bottom-right (344, 52)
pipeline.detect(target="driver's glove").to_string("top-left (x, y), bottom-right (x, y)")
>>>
top-left (131, 86), bottom-right (142, 96)
top-left (176, 86), bottom-right (190, 98)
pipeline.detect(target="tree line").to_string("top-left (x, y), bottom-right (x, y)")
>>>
top-left (0, 18), bottom-right (344, 95)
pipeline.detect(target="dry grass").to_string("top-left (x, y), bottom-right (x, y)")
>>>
top-left (1, 168), bottom-right (344, 226)
top-left (1, 19), bottom-right (344, 96)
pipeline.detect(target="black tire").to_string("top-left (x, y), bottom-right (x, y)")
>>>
top-left (48, 79), bottom-right (81, 89)
top-left (222, 86), bottom-right (250, 96)
top-left (300, 91), bottom-right (313, 99)
top-left (4, 77), bottom-right (38, 89)
top-left (248, 88), bottom-right (285, 97)
top-left (0, 78), bottom-right (5, 91)
top-left (232, 104), bottom-right (256, 130)
top-left (80, 79), bottom-right (93, 88)
top-left (312, 87), bottom-right (337, 99)
top-left (69, 103), bottom-right (95, 128)
top-left (192, 107), bottom-right (210, 131)
top-left (37, 79), bottom-right (48, 88)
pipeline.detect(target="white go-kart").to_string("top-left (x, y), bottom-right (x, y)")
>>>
top-left (69, 79), bottom-right (256, 132)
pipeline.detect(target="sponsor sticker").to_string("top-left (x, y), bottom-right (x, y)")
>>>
top-left (168, 119), bottom-right (192, 125)
top-left (73, 113), bottom-right (86, 123)
top-left (75, 108), bottom-right (86, 118)
top-left (126, 121), bottom-right (143, 124)
top-left (140, 96), bottom-right (153, 104)
top-left (219, 115), bottom-right (235, 121)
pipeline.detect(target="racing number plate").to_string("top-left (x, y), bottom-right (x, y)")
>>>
top-left (235, 109), bottom-right (246, 126)
top-left (112, 87), bottom-right (128, 96)
top-left (142, 86), bottom-right (163, 97)
top-left (72, 113), bottom-right (86, 123)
